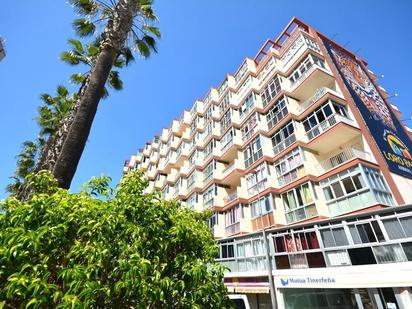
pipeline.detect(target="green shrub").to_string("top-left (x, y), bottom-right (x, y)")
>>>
top-left (0, 170), bottom-right (231, 308)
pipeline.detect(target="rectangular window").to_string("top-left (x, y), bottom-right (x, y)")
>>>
top-left (203, 185), bottom-right (216, 209)
top-left (220, 128), bottom-right (235, 152)
top-left (219, 91), bottom-right (232, 115)
top-left (320, 227), bottom-right (349, 248)
top-left (281, 182), bottom-right (316, 224)
top-left (239, 93), bottom-right (255, 119)
top-left (241, 113), bottom-right (259, 142)
top-left (271, 121), bottom-right (296, 155)
top-left (250, 194), bottom-right (273, 218)
top-left (267, 95), bottom-right (288, 130)
top-left (243, 136), bottom-right (263, 168)
top-left (275, 148), bottom-right (304, 187)
top-left (261, 75), bottom-right (281, 107)
top-left (203, 160), bottom-right (215, 184)
top-left (221, 109), bottom-right (232, 133)
top-left (246, 162), bottom-right (269, 195)
top-left (225, 204), bottom-right (243, 226)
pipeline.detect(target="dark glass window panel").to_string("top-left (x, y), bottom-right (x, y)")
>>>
top-left (349, 225), bottom-right (361, 244)
top-left (323, 104), bottom-right (333, 117)
top-left (321, 229), bottom-right (335, 247)
top-left (402, 242), bottom-right (412, 261)
top-left (333, 227), bottom-right (349, 246)
top-left (307, 252), bottom-right (326, 268)
top-left (275, 255), bottom-right (290, 269)
top-left (342, 177), bottom-right (356, 194)
top-left (371, 221), bottom-right (385, 242)
top-left (275, 236), bottom-right (286, 253)
top-left (323, 187), bottom-right (334, 200)
top-left (306, 231), bottom-right (320, 249)
top-left (399, 217), bottom-right (412, 237)
top-left (352, 174), bottom-right (364, 190)
top-left (331, 182), bottom-right (344, 198)
top-left (299, 233), bottom-right (309, 250)
top-left (228, 244), bottom-right (234, 258)
top-left (348, 247), bottom-right (376, 265)
top-left (383, 219), bottom-right (406, 240)
top-left (316, 109), bottom-right (326, 123)
top-left (357, 223), bottom-right (376, 243)
top-left (222, 245), bottom-right (228, 258)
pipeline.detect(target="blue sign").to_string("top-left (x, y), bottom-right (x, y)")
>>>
top-left (322, 39), bottom-right (412, 179)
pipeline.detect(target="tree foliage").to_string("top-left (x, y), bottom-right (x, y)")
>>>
top-left (0, 170), bottom-right (231, 308)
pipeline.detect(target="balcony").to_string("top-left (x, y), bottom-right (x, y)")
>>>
top-left (273, 134), bottom-right (296, 156)
top-left (298, 87), bottom-right (334, 114)
top-left (316, 147), bottom-right (373, 175)
top-left (305, 113), bottom-right (360, 153)
top-left (285, 203), bottom-right (318, 224)
top-left (225, 222), bottom-right (241, 237)
top-left (289, 65), bottom-right (334, 101)
top-left (224, 191), bottom-right (239, 205)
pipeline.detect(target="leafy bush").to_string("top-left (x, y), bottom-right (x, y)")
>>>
top-left (0, 171), bottom-right (231, 308)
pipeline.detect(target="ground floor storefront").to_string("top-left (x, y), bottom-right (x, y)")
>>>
top-left (227, 263), bottom-right (412, 308)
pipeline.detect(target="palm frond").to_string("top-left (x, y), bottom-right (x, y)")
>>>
top-left (73, 18), bottom-right (96, 37)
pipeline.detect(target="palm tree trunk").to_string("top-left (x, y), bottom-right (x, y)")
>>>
top-left (48, 0), bottom-right (140, 189)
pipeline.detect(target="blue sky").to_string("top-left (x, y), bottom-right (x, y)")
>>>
top-left (1, 0), bottom-right (411, 199)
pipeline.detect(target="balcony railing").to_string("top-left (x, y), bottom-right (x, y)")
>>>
top-left (247, 179), bottom-right (268, 196)
top-left (305, 113), bottom-right (354, 141)
top-left (273, 134), bottom-right (296, 156)
top-left (317, 147), bottom-right (372, 174)
top-left (222, 162), bottom-right (236, 179)
top-left (224, 191), bottom-right (238, 204)
top-left (298, 87), bottom-right (328, 113)
top-left (225, 222), bottom-right (241, 236)
top-left (290, 64), bottom-right (325, 90)
top-left (221, 139), bottom-right (234, 154)
top-left (281, 33), bottom-right (305, 68)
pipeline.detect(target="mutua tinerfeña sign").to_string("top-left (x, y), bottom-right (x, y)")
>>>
top-left (322, 39), bottom-right (412, 179)
top-left (279, 277), bottom-right (336, 288)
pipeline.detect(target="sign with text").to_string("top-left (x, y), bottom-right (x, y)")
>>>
top-left (322, 39), bottom-right (412, 178)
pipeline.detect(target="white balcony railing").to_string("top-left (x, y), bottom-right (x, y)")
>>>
top-left (225, 222), bottom-right (240, 236)
top-left (317, 147), bottom-right (372, 174)
top-left (305, 113), bottom-right (354, 141)
top-left (224, 191), bottom-right (238, 204)
top-left (298, 87), bottom-right (328, 113)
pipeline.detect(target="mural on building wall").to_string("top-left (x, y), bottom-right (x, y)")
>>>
top-left (322, 39), bottom-right (412, 179)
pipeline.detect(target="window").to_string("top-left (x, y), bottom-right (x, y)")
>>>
top-left (243, 136), bottom-right (263, 168)
top-left (225, 204), bottom-right (243, 226)
top-left (349, 223), bottom-right (379, 244)
top-left (221, 128), bottom-right (235, 152)
top-left (219, 91), bottom-right (232, 115)
top-left (250, 194), bottom-right (273, 218)
top-left (203, 185), bottom-right (216, 209)
top-left (275, 148), bottom-right (304, 187)
top-left (239, 93), bottom-right (255, 120)
top-left (237, 75), bottom-right (252, 100)
top-left (302, 100), bottom-right (349, 140)
top-left (203, 139), bottom-right (215, 160)
top-left (257, 56), bottom-right (276, 82)
top-left (218, 78), bottom-right (228, 96)
top-left (364, 167), bottom-right (394, 206)
top-left (207, 212), bottom-right (219, 229)
top-left (321, 168), bottom-right (365, 202)
top-left (348, 247), bottom-right (376, 265)
top-left (204, 105), bottom-right (214, 122)
top-left (320, 227), bottom-right (349, 248)
top-left (289, 54), bottom-right (325, 85)
top-left (246, 162), bottom-right (269, 195)
top-left (203, 160), bottom-right (215, 183)
top-left (235, 62), bottom-right (248, 84)
top-left (187, 171), bottom-right (197, 191)
top-left (271, 121), bottom-right (296, 155)
top-left (274, 231), bottom-right (319, 253)
top-left (267, 95), bottom-right (288, 130)
top-left (382, 216), bottom-right (412, 240)
top-left (186, 193), bottom-right (198, 209)
top-left (220, 241), bottom-right (234, 259)
top-left (261, 75), bottom-right (281, 107)
top-left (221, 109), bottom-right (232, 133)
top-left (281, 182), bottom-right (317, 223)
top-left (241, 113), bottom-right (259, 142)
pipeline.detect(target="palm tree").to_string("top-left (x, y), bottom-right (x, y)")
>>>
top-left (33, 0), bottom-right (159, 191)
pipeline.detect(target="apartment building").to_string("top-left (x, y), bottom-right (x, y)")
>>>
top-left (123, 18), bottom-right (412, 309)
